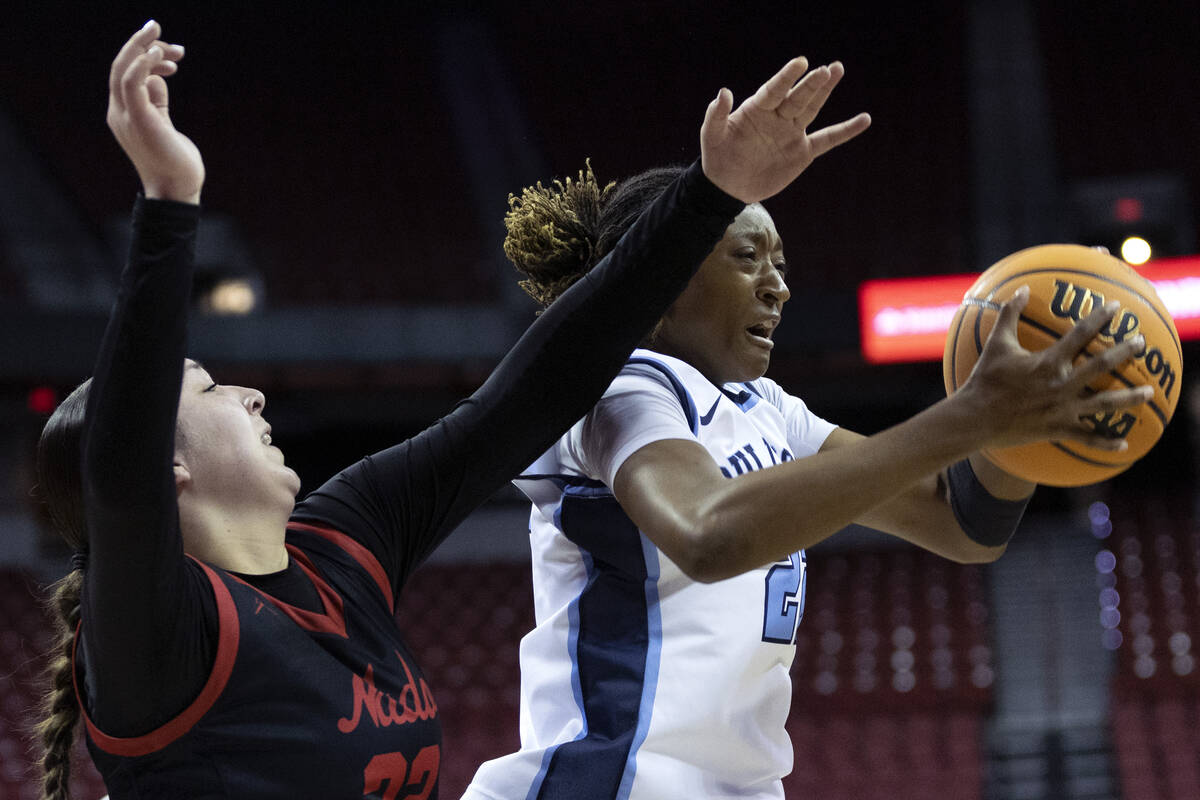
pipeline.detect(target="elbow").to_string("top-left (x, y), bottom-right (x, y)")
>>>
top-left (670, 497), bottom-right (826, 583)
top-left (670, 511), bottom-right (748, 584)
top-left (952, 541), bottom-right (1007, 564)
top-left (677, 549), bottom-right (737, 584)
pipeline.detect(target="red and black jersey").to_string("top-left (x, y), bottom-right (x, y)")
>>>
top-left (80, 524), bottom-right (440, 799)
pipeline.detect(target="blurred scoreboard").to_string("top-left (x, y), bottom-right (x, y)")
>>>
top-left (858, 255), bottom-right (1200, 364)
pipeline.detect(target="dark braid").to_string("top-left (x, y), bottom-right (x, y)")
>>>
top-left (32, 380), bottom-right (92, 800)
top-left (35, 570), bottom-right (84, 800)
top-left (592, 166), bottom-right (687, 268)
top-left (505, 162), bottom-right (686, 307)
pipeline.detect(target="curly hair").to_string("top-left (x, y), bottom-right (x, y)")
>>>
top-left (32, 379), bottom-right (91, 800)
top-left (504, 162), bottom-right (686, 307)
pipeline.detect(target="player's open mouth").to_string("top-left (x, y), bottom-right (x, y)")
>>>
top-left (746, 318), bottom-right (778, 347)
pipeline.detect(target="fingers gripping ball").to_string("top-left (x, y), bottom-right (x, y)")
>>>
top-left (944, 244), bottom-right (1182, 486)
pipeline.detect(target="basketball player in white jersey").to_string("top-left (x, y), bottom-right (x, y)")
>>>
top-left (463, 63), bottom-right (1151, 800)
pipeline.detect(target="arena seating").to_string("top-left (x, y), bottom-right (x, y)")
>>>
top-left (1103, 494), bottom-right (1200, 800)
top-left (783, 548), bottom-right (993, 800)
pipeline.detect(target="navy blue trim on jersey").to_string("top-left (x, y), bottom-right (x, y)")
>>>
top-left (530, 487), bottom-right (662, 800)
top-left (627, 357), bottom-right (699, 434)
top-left (520, 474), bottom-right (608, 490)
top-left (722, 383), bottom-right (760, 412)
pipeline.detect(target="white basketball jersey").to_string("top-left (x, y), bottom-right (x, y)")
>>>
top-left (464, 349), bottom-right (835, 800)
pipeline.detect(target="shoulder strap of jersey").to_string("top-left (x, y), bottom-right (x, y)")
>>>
top-left (626, 352), bottom-right (701, 434)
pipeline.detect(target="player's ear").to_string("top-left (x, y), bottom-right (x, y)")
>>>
top-left (174, 461), bottom-right (191, 494)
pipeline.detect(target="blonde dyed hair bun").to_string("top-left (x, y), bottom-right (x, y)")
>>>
top-left (504, 160), bottom-right (614, 306)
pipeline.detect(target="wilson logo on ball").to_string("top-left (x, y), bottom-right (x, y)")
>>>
top-left (1048, 279), bottom-right (1178, 400)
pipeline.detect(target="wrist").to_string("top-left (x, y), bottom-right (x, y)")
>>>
top-left (142, 184), bottom-right (201, 205)
top-left (970, 452), bottom-right (1037, 500)
top-left (138, 171), bottom-right (202, 205)
top-left (921, 391), bottom-right (995, 462)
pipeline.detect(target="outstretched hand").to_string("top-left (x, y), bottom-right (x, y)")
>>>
top-left (961, 287), bottom-right (1154, 451)
top-left (107, 20), bottom-right (203, 203)
top-left (700, 57), bottom-right (871, 204)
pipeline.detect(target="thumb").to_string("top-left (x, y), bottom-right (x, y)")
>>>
top-left (700, 87), bottom-right (733, 149)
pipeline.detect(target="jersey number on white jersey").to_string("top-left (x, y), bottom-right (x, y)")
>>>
top-left (761, 551), bottom-right (806, 644)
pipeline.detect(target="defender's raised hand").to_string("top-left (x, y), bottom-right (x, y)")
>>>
top-left (107, 20), bottom-right (203, 203)
top-left (700, 57), bottom-right (871, 204)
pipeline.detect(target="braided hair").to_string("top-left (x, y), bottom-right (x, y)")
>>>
top-left (504, 161), bottom-right (686, 307)
top-left (32, 379), bottom-right (91, 800)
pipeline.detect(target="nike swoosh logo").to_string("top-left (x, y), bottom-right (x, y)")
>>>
top-left (699, 397), bottom-right (720, 426)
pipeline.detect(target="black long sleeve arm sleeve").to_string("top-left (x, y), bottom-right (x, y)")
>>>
top-left (294, 161), bottom-right (744, 589)
top-left (79, 197), bottom-right (219, 734)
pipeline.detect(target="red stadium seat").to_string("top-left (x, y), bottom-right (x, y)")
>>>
top-left (1104, 492), bottom-right (1200, 800)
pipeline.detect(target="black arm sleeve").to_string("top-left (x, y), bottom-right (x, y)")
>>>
top-left (79, 197), bottom-right (219, 735)
top-left (294, 161), bottom-right (744, 589)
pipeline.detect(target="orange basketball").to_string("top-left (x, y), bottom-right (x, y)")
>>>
top-left (943, 244), bottom-right (1182, 487)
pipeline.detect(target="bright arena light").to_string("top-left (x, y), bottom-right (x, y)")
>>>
top-left (208, 278), bottom-right (259, 314)
top-left (1121, 236), bottom-right (1152, 265)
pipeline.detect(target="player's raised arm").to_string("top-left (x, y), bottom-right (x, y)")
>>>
top-left (296, 57), bottom-right (874, 578)
top-left (36, 20), bottom-right (211, 800)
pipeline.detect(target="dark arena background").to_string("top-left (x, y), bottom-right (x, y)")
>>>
top-left (3, 2), bottom-right (1200, 798)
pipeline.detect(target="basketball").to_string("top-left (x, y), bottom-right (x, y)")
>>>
top-left (943, 244), bottom-right (1182, 487)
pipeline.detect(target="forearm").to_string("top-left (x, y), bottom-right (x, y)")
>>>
top-left (859, 449), bottom-right (1034, 563)
top-left (853, 474), bottom-right (1009, 563)
top-left (696, 395), bottom-right (991, 578)
top-left (82, 197), bottom-right (202, 709)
